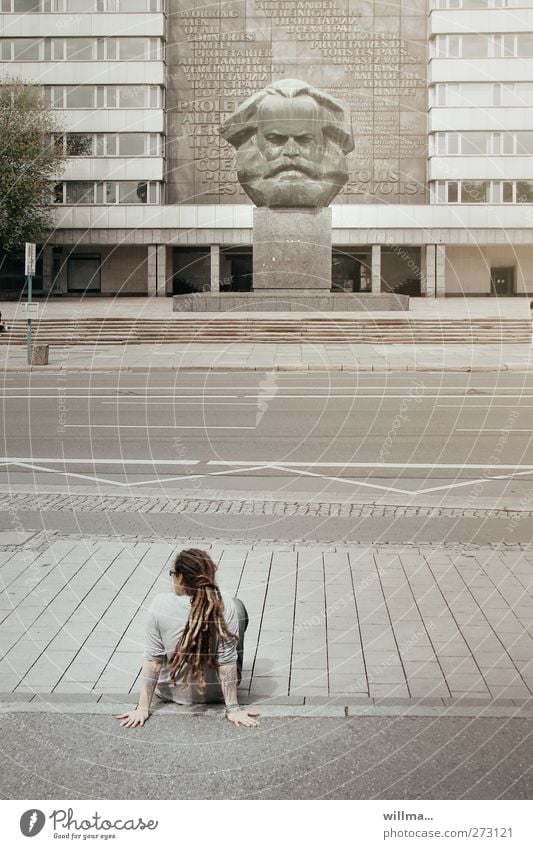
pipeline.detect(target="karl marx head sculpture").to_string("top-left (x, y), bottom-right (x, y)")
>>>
top-left (219, 79), bottom-right (354, 209)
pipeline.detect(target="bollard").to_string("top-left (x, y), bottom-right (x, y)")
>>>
top-left (31, 344), bottom-right (49, 366)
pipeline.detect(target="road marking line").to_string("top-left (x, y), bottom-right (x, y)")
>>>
top-left (455, 429), bottom-right (532, 433)
top-left (62, 424), bottom-right (256, 430)
top-left (0, 461), bottom-right (270, 489)
top-left (0, 458), bottom-right (199, 465)
top-left (99, 401), bottom-right (257, 406)
top-left (0, 394), bottom-right (239, 399)
top-left (207, 461), bottom-right (533, 470)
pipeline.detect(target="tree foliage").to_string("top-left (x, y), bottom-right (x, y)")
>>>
top-left (0, 78), bottom-right (65, 253)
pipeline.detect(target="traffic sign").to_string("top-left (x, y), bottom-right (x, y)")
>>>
top-left (25, 242), bottom-right (36, 276)
top-left (23, 303), bottom-right (39, 319)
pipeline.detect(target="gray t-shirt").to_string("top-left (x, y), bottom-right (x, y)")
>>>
top-left (143, 591), bottom-right (239, 704)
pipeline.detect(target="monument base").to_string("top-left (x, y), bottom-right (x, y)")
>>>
top-left (173, 293), bottom-right (410, 312)
top-left (253, 207), bottom-right (332, 290)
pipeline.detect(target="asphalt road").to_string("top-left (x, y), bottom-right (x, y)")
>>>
top-left (1, 370), bottom-right (532, 543)
top-left (1, 712), bottom-right (532, 800)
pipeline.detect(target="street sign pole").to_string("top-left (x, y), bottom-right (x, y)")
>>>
top-left (25, 243), bottom-right (36, 365)
top-left (27, 272), bottom-right (33, 365)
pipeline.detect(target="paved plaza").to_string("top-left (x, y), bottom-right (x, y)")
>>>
top-left (1, 529), bottom-right (532, 713)
top-left (1, 296), bottom-right (532, 372)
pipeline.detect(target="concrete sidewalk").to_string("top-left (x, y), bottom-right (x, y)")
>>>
top-left (1, 530), bottom-right (532, 713)
top-left (2, 342), bottom-right (533, 372)
top-left (1, 294), bottom-right (531, 320)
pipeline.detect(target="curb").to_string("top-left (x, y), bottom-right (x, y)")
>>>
top-left (1, 364), bottom-right (533, 373)
top-left (1, 693), bottom-right (532, 720)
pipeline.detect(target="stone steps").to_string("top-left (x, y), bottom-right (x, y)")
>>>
top-left (0, 318), bottom-right (529, 345)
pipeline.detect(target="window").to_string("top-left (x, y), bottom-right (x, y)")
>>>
top-left (462, 35), bottom-right (490, 58)
top-left (65, 182), bottom-right (95, 204)
top-left (66, 134), bottom-right (93, 156)
top-left (461, 182), bottom-right (490, 203)
top-left (516, 181), bottom-right (533, 202)
top-left (11, 39), bottom-right (41, 60)
top-left (45, 86), bottom-right (162, 110)
top-left (53, 181), bottom-right (160, 204)
top-left (65, 86), bottom-right (95, 108)
top-left (65, 39), bottom-right (95, 61)
top-left (517, 34), bottom-right (533, 56)
top-left (117, 134), bottom-right (146, 156)
top-left (462, 133), bottom-right (490, 155)
top-left (118, 39), bottom-right (147, 60)
top-left (118, 87), bottom-right (145, 108)
top-left (119, 181), bottom-right (148, 203)
top-left (447, 182), bottom-right (458, 203)
top-left (503, 182), bottom-right (514, 202)
top-left (516, 133), bottom-right (533, 154)
top-left (52, 183), bottom-right (64, 204)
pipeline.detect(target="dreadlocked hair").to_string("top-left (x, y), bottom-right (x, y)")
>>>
top-left (168, 548), bottom-right (238, 693)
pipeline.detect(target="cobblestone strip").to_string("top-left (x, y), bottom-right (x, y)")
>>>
top-left (3, 491), bottom-right (533, 521)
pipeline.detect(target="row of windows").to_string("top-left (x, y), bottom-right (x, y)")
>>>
top-left (433, 0), bottom-right (533, 7)
top-left (434, 33), bottom-right (533, 58)
top-left (433, 131), bottom-right (533, 155)
top-left (432, 82), bottom-right (533, 107)
top-left (52, 181), bottom-right (160, 205)
top-left (43, 85), bottom-right (162, 109)
top-left (432, 180), bottom-right (533, 203)
top-left (0, 37), bottom-right (162, 62)
top-left (51, 132), bottom-right (162, 157)
top-left (1, 0), bottom-right (160, 10)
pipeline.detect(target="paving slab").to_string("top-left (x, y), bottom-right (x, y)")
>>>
top-left (1, 531), bottom-right (532, 714)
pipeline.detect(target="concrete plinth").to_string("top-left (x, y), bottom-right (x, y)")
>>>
top-left (253, 208), bottom-right (332, 291)
top-left (31, 344), bottom-right (49, 365)
top-left (173, 293), bottom-right (409, 312)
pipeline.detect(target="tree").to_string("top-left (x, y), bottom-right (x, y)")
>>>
top-left (0, 78), bottom-right (65, 254)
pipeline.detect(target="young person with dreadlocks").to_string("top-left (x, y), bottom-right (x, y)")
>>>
top-left (115, 548), bottom-right (259, 729)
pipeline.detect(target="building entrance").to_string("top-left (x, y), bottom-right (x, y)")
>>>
top-left (332, 250), bottom-right (371, 292)
top-left (491, 267), bottom-right (515, 296)
top-left (67, 255), bottom-right (101, 293)
top-left (221, 248), bottom-right (253, 291)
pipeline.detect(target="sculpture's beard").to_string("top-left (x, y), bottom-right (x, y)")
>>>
top-left (235, 137), bottom-right (348, 208)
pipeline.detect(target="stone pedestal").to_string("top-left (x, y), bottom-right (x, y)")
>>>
top-left (31, 345), bottom-right (49, 366)
top-left (253, 208), bottom-right (332, 291)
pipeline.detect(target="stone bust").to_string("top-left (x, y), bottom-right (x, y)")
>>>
top-left (219, 79), bottom-right (354, 209)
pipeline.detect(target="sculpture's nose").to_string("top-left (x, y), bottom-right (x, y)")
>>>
top-left (282, 138), bottom-right (299, 157)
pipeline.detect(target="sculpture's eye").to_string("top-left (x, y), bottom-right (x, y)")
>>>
top-left (265, 133), bottom-right (287, 144)
top-left (295, 134), bottom-right (314, 144)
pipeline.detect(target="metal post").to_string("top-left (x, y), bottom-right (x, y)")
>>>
top-left (26, 272), bottom-right (32, 365)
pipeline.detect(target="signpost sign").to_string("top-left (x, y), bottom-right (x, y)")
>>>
top-left (24, 242), bottom-right (36, 364)
top-left (25, 242), bottom-right (36, 277)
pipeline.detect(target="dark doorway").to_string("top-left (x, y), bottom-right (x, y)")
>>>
top-left (491, 266), bottom-right (515, 296)
top-left (332, 250), bottom-right (371, 292)
top-left (67, 255), bottom-right (101, 293)
top-left (172, 247), bottom-right (210, 294)
top-left (220, 248), bottom-right (253, 291)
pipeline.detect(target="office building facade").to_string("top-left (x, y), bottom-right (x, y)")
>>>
top-left (1, 0), bottom-right (533, 298)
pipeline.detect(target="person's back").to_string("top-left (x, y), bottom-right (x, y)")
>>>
top-left (115, 548), bottom-right (259, 729)
top-left (144, 589), bottom-right (239, 704)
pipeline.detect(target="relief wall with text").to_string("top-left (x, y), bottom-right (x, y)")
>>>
top-left (167, 0), bottom-right (428, 205)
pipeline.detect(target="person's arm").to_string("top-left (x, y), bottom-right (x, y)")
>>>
top-left (218, 661), bottom-right (259, 728)
top-left (115, 659), bottom-right (163, 728)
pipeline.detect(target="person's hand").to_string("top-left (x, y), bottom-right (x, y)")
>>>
top-left (115, 706), bottom-right (150, 728)
top-left (225, 709), bottom-right (260, 728)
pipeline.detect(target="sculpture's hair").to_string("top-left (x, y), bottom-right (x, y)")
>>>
top-left (220, 78), bottom-right (354, 154)
top-left (168, 548), bottom-right (238, 692)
